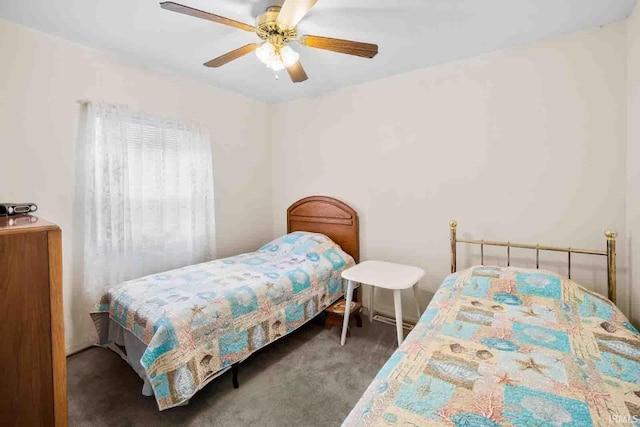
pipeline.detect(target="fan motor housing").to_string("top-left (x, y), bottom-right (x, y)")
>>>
top-left (256, 6), bottom-right (297, 45)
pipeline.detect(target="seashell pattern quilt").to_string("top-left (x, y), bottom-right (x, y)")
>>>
top-left (92, 232), bottom-right (355, 410)
top-left (343, 266), bottom-right (640, 426)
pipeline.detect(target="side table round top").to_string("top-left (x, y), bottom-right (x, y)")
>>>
top-left (341, 260), bottom-right (425, 290)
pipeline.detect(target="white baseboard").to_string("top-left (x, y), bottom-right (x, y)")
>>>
top-left (66, 337), bottom-right (94, 356)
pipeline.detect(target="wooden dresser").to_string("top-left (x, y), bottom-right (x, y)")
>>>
top-left (0, 216), bottom-right (67, 426)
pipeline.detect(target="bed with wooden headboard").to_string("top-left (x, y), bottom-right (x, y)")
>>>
top-left (287, 195), bottom-right (359, 263)
top-left (91, 195), bottom-right (360, 411)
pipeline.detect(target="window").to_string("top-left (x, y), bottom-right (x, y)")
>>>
top-left (79, 102), bottom-right (216, 295)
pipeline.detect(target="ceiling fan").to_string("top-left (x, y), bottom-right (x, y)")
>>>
top-left (160, 1), bottom-right (379, 83)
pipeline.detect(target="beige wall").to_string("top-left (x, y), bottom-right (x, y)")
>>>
top-left (0, 19), bottom-right (273, 353)
top-left (271, 23), bottom-right (628, 322)
top-left (1, 15), bottom-right (635, 353)
top-left (628, 3), bottom-right (640, 326)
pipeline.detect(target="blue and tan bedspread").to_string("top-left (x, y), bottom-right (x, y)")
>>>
top-left (91, 232), bottom-right (354, 410)
top-left (343, 266), bottom-right (640, 427)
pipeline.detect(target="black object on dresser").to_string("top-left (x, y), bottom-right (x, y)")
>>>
top-left (0, 202), bottom-right (38, 216)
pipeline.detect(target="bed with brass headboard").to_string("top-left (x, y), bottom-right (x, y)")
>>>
top-left (343, 222), bottom-right (639, 427)
top-left (449, 220), bottom-right (619, 304)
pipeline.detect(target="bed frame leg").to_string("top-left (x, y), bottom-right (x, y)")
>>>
top-left (232, 363), bottom-right (239, 389)
top-left (355, 313), bottom-right (363, 328)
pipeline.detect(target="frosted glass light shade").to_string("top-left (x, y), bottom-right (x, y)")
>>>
top-left (256, 42), bottom-right (298, 72)
top-left (280, 46), bottom-right (299, 67)
top-left (255, 42), bottom-right (274, 64)
top-left (267, 56), bottom-right (284, 71)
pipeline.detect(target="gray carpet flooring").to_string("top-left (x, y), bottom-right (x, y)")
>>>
top-left (67, 317), bottom-right (399, 427)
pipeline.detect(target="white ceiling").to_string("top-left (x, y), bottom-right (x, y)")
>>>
top-left (0, 0), bottom-right (636, 103)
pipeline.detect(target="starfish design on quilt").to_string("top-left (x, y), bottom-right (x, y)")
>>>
top-left (496, 372), bottom-right (519, 385)
top-left (191, 304), bottom-right (206, 317)
top-left (551, 355), bottom-right (564, 364)
top-left (515, 357), bottom-right (549, 375)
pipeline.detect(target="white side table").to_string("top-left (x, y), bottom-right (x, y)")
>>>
top-left (340, 260), bottom-right (425, 347)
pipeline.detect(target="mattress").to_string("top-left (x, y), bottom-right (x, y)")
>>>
top-left (91, 231), bottom-right (355, 410)
top-left (343, 266), bottom-right (640, 427)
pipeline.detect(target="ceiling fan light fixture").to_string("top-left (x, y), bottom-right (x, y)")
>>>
top-left (255, 42), bottom-right (298, 72)
top-left (255, 42), bottom-right (284, 71)
top-left (255, 42), bottom-right (274, 64)
top-left (160, 1), bottom-right (377, 83)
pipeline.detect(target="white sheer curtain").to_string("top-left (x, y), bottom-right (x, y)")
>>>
top-left (78, 102), bottom-right (216, 301)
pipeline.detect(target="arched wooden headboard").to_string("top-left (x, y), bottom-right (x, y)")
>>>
top-left (287, 196), bottom-right (359, 263)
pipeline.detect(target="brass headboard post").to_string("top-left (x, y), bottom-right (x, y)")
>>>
top-left (449, 220), bottom-right (619, 305)
top-left (450, 220), bottom-right (457, 273)
top-left (606, 230), bottom-right (618, 305)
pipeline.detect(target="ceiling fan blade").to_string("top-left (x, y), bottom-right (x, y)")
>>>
top-left (277, 0), bottom-right (317, 29)
top-left (204, 44), bottom-right (259, 68)
top-left (286, 61), bottom-right (308, 83)
top-left (160, 2), bottom-right (255, 32)
top-left (300, 35), bottom-right (378, 58)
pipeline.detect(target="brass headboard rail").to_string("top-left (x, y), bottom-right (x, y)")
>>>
top-left (449, 220), bottom-right (618, 304)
